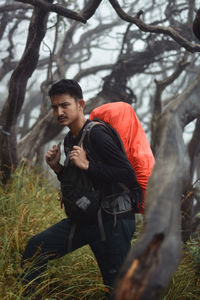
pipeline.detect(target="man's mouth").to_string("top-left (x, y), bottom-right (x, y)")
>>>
top-left (58, 116), bottom-right (67, 122)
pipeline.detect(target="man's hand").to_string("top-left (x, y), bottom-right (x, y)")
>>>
top-left (70, 145), bottom-right (89, 170)
top-left (45, 142), bottom-right (62, 173)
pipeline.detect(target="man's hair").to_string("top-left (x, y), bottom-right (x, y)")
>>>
top-left (48, 79), bottom-right (83, 100)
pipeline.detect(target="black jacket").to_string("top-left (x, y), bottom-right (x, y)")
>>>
top-left (57, 120), bottom-right (140, 198)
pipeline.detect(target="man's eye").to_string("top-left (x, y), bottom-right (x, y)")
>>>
top-left (61, 104), bottom-right (68, 108)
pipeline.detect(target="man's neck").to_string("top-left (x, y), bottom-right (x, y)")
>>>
top-left (69, 117), bottom-right (87, 138)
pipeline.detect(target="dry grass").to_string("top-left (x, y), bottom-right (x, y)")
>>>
top-left (0, 166), bottom-right (199, 299)
top-left (165, 234), bottom-right (200, 300)
top-left (0, 166), bottom-right (107, 299)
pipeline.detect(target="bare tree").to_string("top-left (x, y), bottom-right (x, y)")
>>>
top-left (0, 1), bottom-right (200, 299)
top-left (0, 0), bottom-right (101, 182)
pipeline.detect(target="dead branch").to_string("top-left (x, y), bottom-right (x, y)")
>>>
top-left (151, 52), bottom-right (190, 153)
top-left (0, 3), bottom-right (32, 12)
top-left (192, 9), bottom-right (200, 41)
top-left (80, 0), bottom-right (103, 20)
top-left (73, 64), bottom-right (114, 82)
top-left (108, 0), bottom-right (200, 53)
top-left (0, 12), bottom-right (9, 40)
top-left (14, 0), bottom-right (102, 23)
top-left (14, 0), bottom-right (200, 52)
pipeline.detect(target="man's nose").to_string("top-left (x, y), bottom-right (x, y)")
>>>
top-left (57, 106), bottom-right (64, 115)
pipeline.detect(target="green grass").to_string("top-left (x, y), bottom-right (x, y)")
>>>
top-left (0, 166), bottom-right (199, 299)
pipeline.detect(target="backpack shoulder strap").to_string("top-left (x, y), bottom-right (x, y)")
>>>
top-left (63, 133), bottom-right (71, 166)
top-left (63, 121), bottom-right (98, 166)
top-left (86, 119), bottom-right (137, 193)
top-left (78, 121), bottom-right (98, 146)
top-left (88, 118), bottom-right (126, 155)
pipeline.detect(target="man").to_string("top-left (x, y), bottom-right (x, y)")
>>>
top-left (21, 79), bottom-right (141, 297)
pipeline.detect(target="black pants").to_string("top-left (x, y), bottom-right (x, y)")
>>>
top-left (21, 214), bottom-right (135, 291)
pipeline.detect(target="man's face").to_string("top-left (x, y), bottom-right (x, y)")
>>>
top-left (50, 93), bottom-right (83, 127)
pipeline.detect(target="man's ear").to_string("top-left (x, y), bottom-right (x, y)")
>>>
top-left (78, 99), bottom-right (85, 109)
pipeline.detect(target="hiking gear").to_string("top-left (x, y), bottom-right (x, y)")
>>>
top-left (89, 101), bottom-right (155, 214)
top-left (61, 122), bottom-right (101, 225)
top-left (85, 120), bottom-right (143, 214)
top-left (61, 120), bottom-right (142, 227)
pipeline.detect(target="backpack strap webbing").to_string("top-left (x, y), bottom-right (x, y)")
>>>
top-left (66, 121), bottom-right (107, 246)
top-left (67, 223), bottom-right (76, 252)
top-left (63, 121), bottom-right (97, 167)
top-left (97, 208), bottom-right (106, 241)
top-left (78, 121), bottom-right (98, 146)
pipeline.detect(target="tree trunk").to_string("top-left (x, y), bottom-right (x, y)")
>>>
top-left (18, 110), bottom-right (63, 161)
top-left (0, 2), bottom-right (52, 182)
top-left (181, 117), bottom-right (200, 241)
top-left (114, 82), bottom-right (200, 300)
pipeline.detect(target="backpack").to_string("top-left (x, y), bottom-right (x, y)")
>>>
top-left (89, 101), bottom-right (155, 214)
top-left (60, 120), bottom-right (140, 226)
top-left (60, 122), bottom-right (101, 225)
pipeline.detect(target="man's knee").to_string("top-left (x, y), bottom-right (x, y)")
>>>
top-left (29, 233), bottom-right (43, 246)
top-left (23, 233), bottom-right (45, 261)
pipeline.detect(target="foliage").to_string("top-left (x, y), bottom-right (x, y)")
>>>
top-left (0, 166), bottom-right (107, 299)
top-left (186, 233), bottom-right (200, 276)
top-left (165, 234), bottom-right (200, 300)
top-left (0, 166), bottom-right (199, 299)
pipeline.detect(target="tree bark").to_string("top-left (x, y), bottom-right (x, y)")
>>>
top-left (15, 0), bottom-right (86, 23)
top-left (18, 110), bottom-right (63, 161)
top-left (151, 53), bottom-right (190, 154)
top-left (0, 2), bottom-right (52, 182)
top-left (181, 117), bottom-right (200, 241)
top-left (114, 75), bottom-right (200, 300)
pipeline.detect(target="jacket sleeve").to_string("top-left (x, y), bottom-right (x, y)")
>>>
top-left (56, 166), bottom-right (64, 182)
top-left (86, 125), bottom-right (138, 187)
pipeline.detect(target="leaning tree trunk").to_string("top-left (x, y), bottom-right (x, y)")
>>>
top-left (0, 2), bottom-right (52, 183)
top-left (114, 74), bottom-right (200, 300)
top-left (181, 116), bottom-right (200, 241)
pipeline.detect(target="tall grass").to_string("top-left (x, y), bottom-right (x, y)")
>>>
top-left (0, 166), bottom-right (107, 299)
top-left (165, 234), bottom-right (200, 300)
top-left (0, 166), bottom-right (199, 299)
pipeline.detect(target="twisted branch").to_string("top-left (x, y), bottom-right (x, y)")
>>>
top-left (108, 0), bottom-right (200, 53)
top-left (15, 0), bottom-right (87, 23)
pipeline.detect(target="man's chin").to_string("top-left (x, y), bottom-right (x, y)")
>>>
top-left (58, 119), bottom-right (69, 126)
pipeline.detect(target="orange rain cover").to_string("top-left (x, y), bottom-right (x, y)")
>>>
top-left (89, 101), bottom-right (155, 214)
